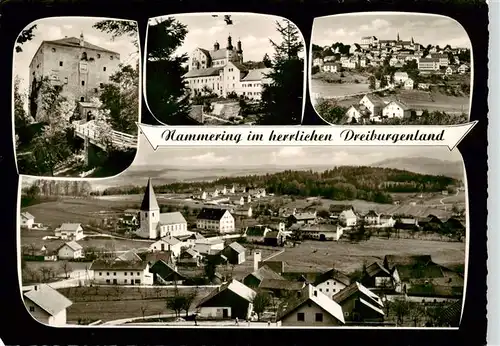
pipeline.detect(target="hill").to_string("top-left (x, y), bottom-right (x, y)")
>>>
top-left (372, 157), bottom-right (464, 181)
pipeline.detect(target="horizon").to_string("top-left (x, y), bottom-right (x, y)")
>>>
top-left (312, 13), bottom-right (471, 49)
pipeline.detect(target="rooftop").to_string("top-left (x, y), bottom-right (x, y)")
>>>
top-left (24, 284), bottom-right (72, 316)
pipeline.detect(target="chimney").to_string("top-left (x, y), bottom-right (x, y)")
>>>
top-left (79, 33), bottom-right (84, 47)
top-left (253, 251), bottom-right (262, 271)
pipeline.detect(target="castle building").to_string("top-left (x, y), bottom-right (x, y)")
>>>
top-left (136, 178), bottom-right (188, 239)
top-left (183, 35), bottom-right (272, 100)
top-left (28, 33), bottom-right (121, 122)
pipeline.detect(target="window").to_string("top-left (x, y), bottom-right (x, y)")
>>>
top-left (315, 313), bottom-right (323, 322)
top-left (52, 48), bottom-right (56, 52)
top-left (110, 55), bottom-right (114, 60)
top-left (344, 312), bottom-right (349, 316)
top-left (106, 279), bottom-right (110, 283)
top-left (124, 279), bottom-right (127, 284)
top-left (334, 282), bottom-right (336, 285)
top-left (326, 288), bottom-right (329, 292)
top-left (297, 312), bottom-right (305, 321)
top-left (37, 64), bottom-right (39, 69)
top-left (99, 272), bottom-right (102, 276)
top-left (103, 67), bottom-right (107, 72)
top-left (319, 288), bottom-right (322, 292)
top-left (59, 61), bottom-right (63, 67)
top-left (114, 272), bottom-right (117, 276)
top-left (137, 272), bottom-right (140, 275)
top-left (130, 272), bottom-right (133, 276)
top-left (80, 97), bottom-right (85, 102)
top-left (64, 77), bottom-right (68, 84)
top-left (124, 272), bottom-right (127, 276)
top-left (135, 279), bottom-right (141, 284)
top-left (94, 88), bottom-right (98, 93)
top-left (327, 282), bottom-right (329, 285)
top-left (97, 54), bottom-right (101, 58)
top-left (81, 81), bottom-right (86, 86)
top-left (106, 272), bottom-right (110, 276)
top-left (29, 306), bottom-right (35, 312)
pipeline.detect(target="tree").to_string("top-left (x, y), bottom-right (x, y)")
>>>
top-left (145, 17), bottom-right (192, 125)
top-left (392, 297), bottom-right (410, 325)
top-left (14, 76), bottom-right (29, 129)
top-left (252, 291), bottom-right (271, 321)
top-left (203, 258), bottom-right (217, 282)
top-left (257, 20), bottom-right (303, 125)
top-left (314, 98), bottom-right (348, 124)
top-left (99, 64), bottom-right (139, 135)
top-left (166, 290), bottom-right (187, 317)
top-left (59, 261), bottom-right (72, 279)
top-left (181, 290), bottom-right (198, 317)
top-left (408, 302), bottom-right (425, 327)
top-left (262, 53), bottom-right (272, 68)
top-left (93, 20), bottom-right (139, 50)
top-left (16, 24), bottom-right (37, 53)
top-left (368, 75), bottom-right (376, 90)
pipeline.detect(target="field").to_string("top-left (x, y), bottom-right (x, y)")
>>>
top-left (337, 89), bottom-right (469, 114)
top-left (270, 238), bottom-right (465, 274)
top-left (56, 286), bottom-right (214, 323)
top-left (282, 191), bottom-right (466, 219)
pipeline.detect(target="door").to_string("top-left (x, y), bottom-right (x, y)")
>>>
top-left (222, 309), bottom-right (229, 319)
top-left (319, 234), bottom-right (326, 241)
top-left (130, 278), bottom-right (134, 285)
top-left (113, 279), bottom-right (117, 285)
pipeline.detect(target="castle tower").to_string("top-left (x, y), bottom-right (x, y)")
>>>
top-left (79, 33), bottom-right (84, 47)
top-left (214, 41), bottom-right (220, 51)
top-left (139, 178), bottom-right (160, 239)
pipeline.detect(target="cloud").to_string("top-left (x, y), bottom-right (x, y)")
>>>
top-left (178, 152), bottom-right (230, 164)
top-left (44, 25), bottom-right (63, 40)
top-left (274, 147), bottom-right (305, 158)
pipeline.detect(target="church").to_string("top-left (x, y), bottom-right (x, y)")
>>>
top-left (136, 178), bottom-right (189, 239)
top-left (183, 35), bottom-right (272, 100)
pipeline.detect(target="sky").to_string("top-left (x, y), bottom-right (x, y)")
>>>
top-left (148, 13), bottom-right (306, 62)
top-left (13, 17), bottom-right (139, 98)
top-left (312, 13), bottom-right (471, 49)
top-left (130, 132), bottom-right (463, 168)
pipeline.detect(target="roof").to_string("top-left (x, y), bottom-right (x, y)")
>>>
top-left (419, 58), bottom-right (440, 63)
top-left (57, 223), bottom-right (82, 231)
top-left (246, 225), bottom-right (268, 237)
top-left (226, 242), bottom-right (246, 254)
top-left (24, 284), bottom-right (72, 316)
top-left (384, 255), bottom-right (433, 269)
top-left (140, 178), bottom-right (160, 211)
top-left (329, 205), bottom-right (353, 213)
top-left (259, 278), bottom-right (305, 290)
top-left (291, 212), bottom-right (316, 220)
top-left (159, 211), bottom-right (186, 225)
top-left (181, 248), bottom-right (201, 258)
top-left (394, 71), bottom-right (408, 77)
top-left (439, 300), bottom-right (462, 326)
top-left (247, 265), bottom-right (285, 282)
top-left (44, 37), bottom-right (119, 54)
top-left (78, 101), bottom-right (99, 108)
top-left (158, 236), bottom-right (181, 246)
top-left (264, 231), bottom-right (280, 239)
top-left (197, 208), bottom-right (228, 221)
top-left (394, 263), bottom-right (444, 281)
top-left (406, 284), bottom-right (463, 298)
top-left (277, 284), bottom-right (345, 323)
top-left (183, 66), bottom-right (223, 78)
top-left (195, 237), bottom-right (224, 245)
top-left (141, 251), bottom-right (175, 265)
top-left (314, 268), bottom-right (351, 286)
top-left (365, 262), bottom-right (391, 278)
top-left (386, 100), bottom-right (410, 111)
top-left (89, 259), bottom-right (148, 271)
top-left (21, 212), bottom-right (35, 220)
top-left (241, 68), bottom-right (272, 82)
top-left (363, 94), bottom-right (386, 107)
top-left (196, 279), bottom-right (256, 307)
top-left (59, 241), bottom-right (82, 252)
top-left (359, 297), bottom-right (385, 316)
top-left (333, 282), bottom-right (379, 305)
top-left (116, 250), bottom-right (142, 262)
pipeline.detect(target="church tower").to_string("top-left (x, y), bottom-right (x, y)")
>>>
top-left (139, 178), bottom-right (160, 239)
top-left (397, 32), bottom-right (400, 42)
top-left (227, 35), bottom-right (233, 50)
top-left (236, 39), bottom-right (243, 63)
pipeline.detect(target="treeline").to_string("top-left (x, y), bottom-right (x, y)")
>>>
top-left (99, 167), bottom-right (458, 204)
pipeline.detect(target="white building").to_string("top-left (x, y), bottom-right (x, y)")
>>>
top-left (418, 58), bottom-right (440, 71)
top-left (57, 241), bottom-right (84, 260)
top-left (322, 62), bottom-right (340, 73)
top-left (149, 236), bottom-right (184, 257)
top-left (382, 100), bottom-right (411, 119)
top-left (196, 208), bottom-right (235, 234)
top-left (359, 94), bottom-right (385, 118)
top-left (393, 72), bottom-right (409, 84)
top-left (23, 284), bottom-right (73, 326)
top-left (314, 269), bottom-right (351, 300)
top-left (20, 212), bottom-right (35, 228)
top-left (404, 78), bottom-right (414, 90)
top-left (136, 178), bottom-right (188, 239)
top-left (54, 223), bottom-right (84, 241)
top-left (90, 260), bottom-right (154, 285)
top-left (193, 237), bottom-right (225, 255)
top-left (339, 209), bottom-right (357, 227)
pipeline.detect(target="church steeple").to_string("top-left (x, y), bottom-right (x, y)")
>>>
top-left (140, 178), bottom-right (160, 211)
top-left (79, 32), bottom-right (84, 47)
top-left (411, 37), bottom-right (414, 44)
top-left (397, 32), bottom-right (400, 42)
top-left (227, 34), bottom-right (233, 50)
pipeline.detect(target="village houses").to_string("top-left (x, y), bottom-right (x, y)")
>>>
top-left (54, 223), bottom-right (84, 241)
top-left (23, 284), bottom-right (73, 326)
top-left (21, 212), bottom-right (35, 228)
top-left (90, 259), bottom-right (154, 286)
top-left (57, 241), bottom-right (84, 260)
top-left (196, 208), bottom-right (235, 234)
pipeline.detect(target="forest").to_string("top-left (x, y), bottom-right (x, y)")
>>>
top-left (92, 166), bottom-right (459, 204)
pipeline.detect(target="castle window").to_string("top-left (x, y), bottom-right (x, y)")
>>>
top-left (81, 52), bottom-right (88, 61)
top-left (59, 61), bottom-right (63, 67)
top-left (100, 83), bottom-right (104, 88)
top-left (80, 97), bottom-right (85, 102)
top-left (97, 54), bottom-right (101, 58)
top-left (81, 81), bottom-right (85, 86)
top-left (52, 48), bottom-right (56, 52)
top-left (110, 55), bottom-right (114, 60)
top-left (103, 67), bottom-right (107, 72)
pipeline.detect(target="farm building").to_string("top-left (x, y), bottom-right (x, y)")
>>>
top-left (149, 236), bottom-right (183, 257)
top-left (196, 208), bottom-right (235, 234)
top-left (54, 223), bottom-right (84, 241)
top-left (333, 282), bottom-right (385, 323)
top-left (287, 211), bottom-right (317, 225)
top-left (243, 265), bottom-right (285, 288)
top-left (276, 284), bottom-right (345, 327)
top-left (149, 260), bottom-right (187, 285)
top-left (299, 224), bottom-right (344, 241)
top-left (220, 242), bottom-right (246, 265)
top-left (195, 279), bottom-right (256, 320)
top-left (313, 268), bottom-right (351, 300)
top-left (258, 278), bottom-right (305, 298)
top-left (20, 212), bottom-right (35, 228)
top-left (57, 241), bottom-right (84, 260)
top-left (194, 237), bottom-right (225, 255)
top-left (361, 262), bottom-right (393, 289)
top-left (89, 259), bottom-right (154, 285)
top-left (23, 284), bottom-right (73, 326)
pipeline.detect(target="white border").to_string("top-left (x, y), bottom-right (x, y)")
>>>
top-left (12, 16), bottom-right (143, 181)
top-left (17, 147), bottom-right (469, 330)
top-left (308, 12), bottom-right (474, 126)
top-left (142, 12), bottom-right (308, 125)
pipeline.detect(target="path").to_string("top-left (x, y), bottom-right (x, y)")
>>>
top-left (203, 114), bottom-right (235, 124)
top-left (73, 120), bottom-right (137, 150)
top-left (440, 190), bottom-right (461, 205)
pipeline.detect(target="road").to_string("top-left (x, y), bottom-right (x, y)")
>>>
top-left (440, 190), bottom-right (461, 205)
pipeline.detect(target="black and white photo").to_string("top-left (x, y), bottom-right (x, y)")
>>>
top-left (20, 138), bottom-right (466, 328)
top-left (14, 17), bottom-right (140, 178)
top-left (310, 13), bottom-right (472, 125)
top-left (144, 13), bottom-right (306, 126)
